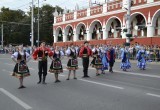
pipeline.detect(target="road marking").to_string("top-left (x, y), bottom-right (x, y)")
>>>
top-left (78, 79), bottom-right (124, 90)
top-left (114, 70), bottom-right (160, 79)
top-left (0, 58), bottom-right (10, 59)
top-left (146, 93), bottom-right (160, 98)
top-left (0, 88), bottom-right (32, 110)
top-left (29, 68), bottom-right (35, 71)
top-left (5, 63), bottom-right (14, 66)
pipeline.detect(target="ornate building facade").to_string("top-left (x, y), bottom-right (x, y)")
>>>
top-left (53, 0), bottom-right (160, 46)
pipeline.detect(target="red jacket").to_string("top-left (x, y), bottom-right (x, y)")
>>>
top-left (79, 46), bottom-right (92, 57)
top-left (107, 49), bottom-right (116, 62)
top-left (32, 47), bottom-right (53, 60)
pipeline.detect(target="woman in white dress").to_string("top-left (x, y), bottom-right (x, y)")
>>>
top-left (11, 45), bottom-right (31, 89)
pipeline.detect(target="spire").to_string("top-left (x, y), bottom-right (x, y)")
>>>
top-left (54, 8), bottom-right (58, 17)
top-left (75, 3), bottom-right (79, 10)
top-left (64, 7), bottom-right (67, 14)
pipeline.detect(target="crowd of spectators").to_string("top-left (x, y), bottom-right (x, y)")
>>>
top-left (1, 42), bottom-right (160, 62)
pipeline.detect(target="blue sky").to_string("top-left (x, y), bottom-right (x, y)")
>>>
top-left (0, 0), bottom-right (108, 12)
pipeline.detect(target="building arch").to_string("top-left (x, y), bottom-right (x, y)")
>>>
top-left (106, 16), bottom-right (122, 38)
top-left (89, 19), bottom-right (103, 40)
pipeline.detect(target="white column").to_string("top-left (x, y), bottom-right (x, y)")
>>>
top-left (147, 25), bottom-right (155, 37)
top-left (103, 3), bottom-right (107, 13)
top-left (147, 0), bottom-right (154, 3)
top-left (53, 28), bottom-right (57, 43)
top-left (158, 17), bottom-right (160, 35)
top-left (63, 30), bottom-right (67, 42)
top-left (103, 28), bottom-right (108, 40)
top-left (54, 17), bottom-right (57, 23)
top-left (87, 8), bottom-right (90, 17)
top-left (63, 14), bottom-right (65, 22)
top-left (121, 26), bottom-right (127, 39)
top-left (86, 30), bottom-right (91, 40)
top-left (73, 32), bottom-right (78, 41)
top-left (54, 35), bottom-right (57, 43)
top-left (132, 19), bottom-right (138, 36)
top-left (141, 29), bottom-right (144, 37)
top-left (74, 11), bottom-right (77, 20)
top-left (114, 32), bottom-right (118, 38)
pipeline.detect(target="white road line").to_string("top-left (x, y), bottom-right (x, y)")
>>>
top-left (29, 68), bottom-right (35, 71)
top-left (0, 88), bottom-right (32, 110)
top-left (78, 79), bottom-right (124, 90)
top-left (5, 63), bottom-right (14, 66)
top-left (63, 64), bottom-right (160, 78)
top-left (146, 93), bottom-right (160, 98)
top-left (114, 70), bottom-right (160, 79)
top-left (2, 69), bottom-right (13, 74)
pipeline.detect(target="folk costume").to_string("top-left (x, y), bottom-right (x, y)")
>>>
top-left (107, 47), bottom-right (116, 73)
top-left (100, 47), bottom-right (109, 74)
top-left (49, 48), bottom-right (64, 83)
top-left (32, 45), bottom-right (53, 84)
top-left (66, 46), bottom-right (78, 80)
top-left (79, 41), bottom-right (92, 78)
top-left (120, 48), bottom-right (131, 71)
top-left (136, 48), bottom-right (147, 70)
top-left (11, 45), bottom-right (31, 89)
top-left (90, 47), bottom-right (103, 76)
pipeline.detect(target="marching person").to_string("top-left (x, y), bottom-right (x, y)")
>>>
top-left (120, 46), bottom-right (131, 71)
top-left (90, 45), bottom-right (103, 76)
top-left (32, 41), bottom-right (53, 84)
top-left (66, 43), bottom-right (78, 80)
top-left (136, 46), bottom-right (147, 70)
top-left (100, 45), bottom-right (109, 74)
top-left (49, 46), bottom-right (64, 83)
top-left (11, 45), bottom-right (31, 89)
top-left (107, 45), bottom-right (116, 73)
top-left (79, 41), bottom-right (92, 78)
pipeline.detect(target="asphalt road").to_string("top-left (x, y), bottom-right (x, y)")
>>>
top-left (0, 54), bottom-right (160, 110)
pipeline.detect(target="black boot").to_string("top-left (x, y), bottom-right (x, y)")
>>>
top-left (37, 74), bottom-right (42, 84)
top-left (42, 76), bottom-right (47, 84)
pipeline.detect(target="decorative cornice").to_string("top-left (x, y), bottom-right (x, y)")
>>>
top-left (53, 1), bottom-right (160, 26)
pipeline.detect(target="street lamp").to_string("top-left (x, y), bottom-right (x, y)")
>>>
top-left (31, 0), bottom-right (34, 47)
top-left (37, 0), bottom-right (46, 46)
top-left (1, 23), bottom-right (4, 48)
top-left (37, 0), bottom-right (40, 47)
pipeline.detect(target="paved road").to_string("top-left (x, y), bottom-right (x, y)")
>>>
top-left (0, 54), bottom-right (160, 110)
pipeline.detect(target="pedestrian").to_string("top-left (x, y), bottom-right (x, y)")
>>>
top-left (49, 46), bottom-right (64, 83)
top-left (66, 43), bottom-right (78, 80)
top-left (107, 46), bottom-right (116, 73)
top-left (79, 41), bottom-right (92, 78)
top-left (11, 45), bottom-right (31, 89)
top-left (32, 41), bottom-right (53, 84)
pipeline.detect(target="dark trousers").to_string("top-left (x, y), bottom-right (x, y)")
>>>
top-left (109, 61), bottom-right (114, 72)
top-left (38, 61), bottom-right (47, 82)
top-left (82, 57), bottom-right (89, 76)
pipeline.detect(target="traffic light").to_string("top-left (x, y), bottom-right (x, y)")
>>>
top-left (30, 32), bottom-right (32, 37)
top-left (123, 28), bottom-right (127, 33)
top-left (126, 34), bottom-right (132, 38)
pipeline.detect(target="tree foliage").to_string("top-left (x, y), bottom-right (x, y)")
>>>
top-left (0, 5), bottom-right (63, 46)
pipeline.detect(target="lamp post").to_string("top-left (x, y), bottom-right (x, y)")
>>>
top-left (31, 0), bottom-right (34, 47)
top-left (37, 0), bottom-right (40, 47)
top-left (1, 23), bottom-right (3, 47)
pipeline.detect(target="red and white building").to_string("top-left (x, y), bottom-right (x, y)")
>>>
top-left (53, 0), bottom-right (160, 46)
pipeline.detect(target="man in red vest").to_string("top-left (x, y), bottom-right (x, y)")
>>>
top-left (79, 41), bottom-right (92, 78)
